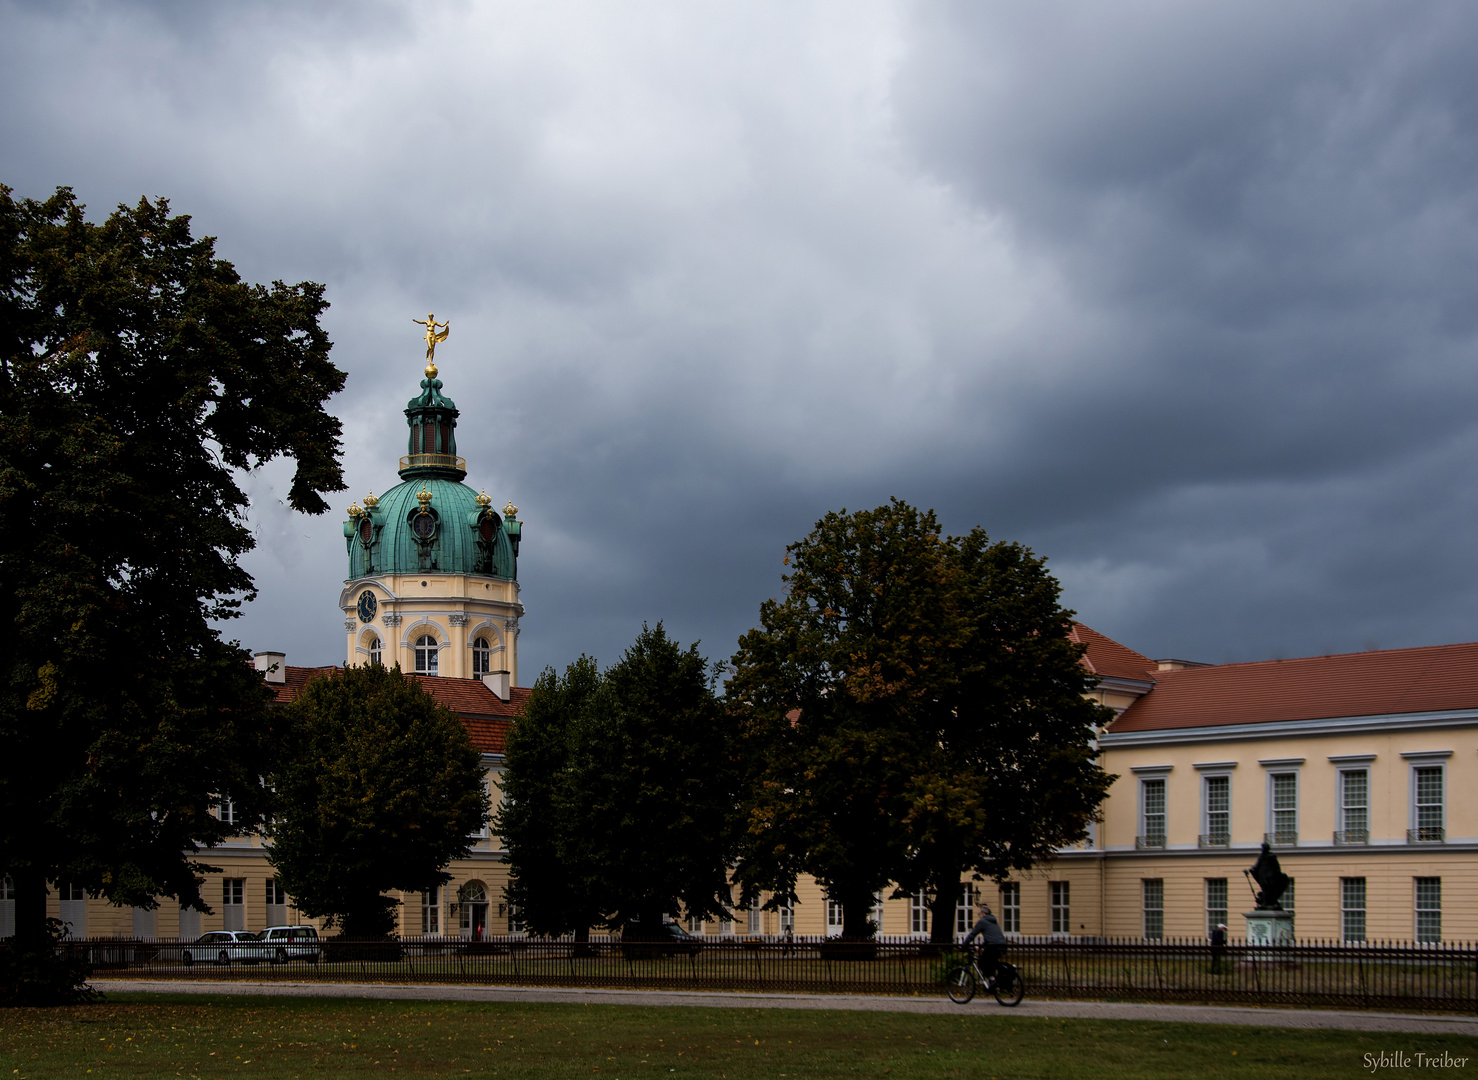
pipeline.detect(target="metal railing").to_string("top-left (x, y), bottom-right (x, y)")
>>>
top-left (1333, 829), bottom-right (1369, 845)
top-left (1198, 833), bottom-right (1230, 849)
top-left (399, 454), bottom-right (466, 472)
top-left (1135, 835), bottom-right (1166, 850)
top-left (1264, 831), bottom-right (1298, 847)
top-left (41, 934), bottom-right (1478, 1013)
top-left (1407, 826), bottom-right (1445, 844)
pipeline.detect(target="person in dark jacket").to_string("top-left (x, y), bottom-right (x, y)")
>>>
top-left (962, 906), bottom-right (1009, 986)
top-left (1210, 923), bottom-right (1228, 973)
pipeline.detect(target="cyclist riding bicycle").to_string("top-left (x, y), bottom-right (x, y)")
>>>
top-left (961, 904), bottom-right (1008, 988)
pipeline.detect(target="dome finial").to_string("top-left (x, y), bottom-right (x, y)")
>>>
top-left (416, 486), bottom-right (434, 508)
top-left (363, 490), bottom-right (379, 510)
top-left (503, 500), bottom-right (518, 518)
top-left (413, 312), bottom-right (449, 379)
top-left (347, 501), bottom-right (363, 519)
top-left (475, 489), bottom-right (492, 510)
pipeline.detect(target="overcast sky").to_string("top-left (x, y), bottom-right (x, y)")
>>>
top-left (6, 1), bottom-right (1478, 675)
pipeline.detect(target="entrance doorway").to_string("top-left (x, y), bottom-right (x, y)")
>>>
top-left (458, 882), bottom-right (488, 940)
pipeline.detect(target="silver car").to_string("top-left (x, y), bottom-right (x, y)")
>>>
top-left (181, 930), bottom-right (264, 966)
top-left (258, 924), bottom-right (322, 964)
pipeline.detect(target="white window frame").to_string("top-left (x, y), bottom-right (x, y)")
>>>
top-left (1414, 877), bottom-right (1441, 943)
top-left (1049, 881), bottom-right (1070, 937)
top-left (414, 634), bottom-right (440, 675)
top-left (870, 890), bottom-right (885, 934)
top-left (1200, 771), bottom-right (1232, 847)
top-left (1402, 751), bottom-right (1451, 843)
top-left (471, 636), bottom-right (492, 677)
top-left (422, 887), bottom-right (441, 936)
top-left (1341, 877), bottom-right (1366, 942)
top-left (954, 883), bottom-right (975, 937)
top-left (367, 636), bottom-right (382, 665)
top-left (1132, 765), bottom-right (1172, 848)
top-left (825, 897), bottom-right (844, 937)
top-left (1259, 758), bottom-right (1303, 846)
top-left (1205, 878), bottom-right (1228, 939)
top-left (1142, 879), bottom-right (1164, 940)
top-left (1329, 754), bottom-right (1374, 844)
top-left (747, 899), bottom-right (762, 935)
top-left (776, 901), bottom-right (794, 933)
top-left (999, 882), bottom-right (1020, 935)
top-left (909, 890), bottom-right (929, 937)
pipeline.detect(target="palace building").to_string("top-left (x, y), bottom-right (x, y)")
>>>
top-left (3, 336), bottom-right (1474, 944)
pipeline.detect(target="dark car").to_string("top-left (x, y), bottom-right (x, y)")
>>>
top-left (620, 922), bottom-right (703, 959)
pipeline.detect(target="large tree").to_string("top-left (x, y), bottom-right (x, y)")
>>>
top-left (730, 500), bottom-right (1114, 941)
top-left (0, 186), bottom-right (346, 981)
top-left (267, 664), bottom-right (491, 939)
top-left (496, 655), bottom-right (605, 939)
top-left (498, 625), bottom-right (741, 935)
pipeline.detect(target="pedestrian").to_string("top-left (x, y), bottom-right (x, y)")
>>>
top-left (1210, 923), bottom-right (1227, 973)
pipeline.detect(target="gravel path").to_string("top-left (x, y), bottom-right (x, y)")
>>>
top-left (91, 979), bottom-right (1478, 1036)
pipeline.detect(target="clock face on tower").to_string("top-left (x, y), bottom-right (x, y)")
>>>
top-left (357, 590), bottom-right (378, 623)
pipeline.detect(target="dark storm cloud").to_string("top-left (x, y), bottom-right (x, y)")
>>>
top-left (4, 0), bottom-right (1478, 674)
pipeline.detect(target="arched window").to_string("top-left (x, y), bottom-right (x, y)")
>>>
top-left (472, 637), bottom-right (491, 676)
top-left (367, 637), bottom-right (382, 666)
top-left (415, 634), bottom-right (439, 675)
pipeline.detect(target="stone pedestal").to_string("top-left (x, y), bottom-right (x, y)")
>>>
top-left (1243, 908), bottom-right (1294, 946)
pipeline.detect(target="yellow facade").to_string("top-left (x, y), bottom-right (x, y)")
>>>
top-left (340, 572), bottom-right (522, 685)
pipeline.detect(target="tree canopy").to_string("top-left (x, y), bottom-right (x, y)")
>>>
top-left (0, 185), bottom-right (346, 969)
top-left (498, 624), bottom-right (741, 935)
top-left (730, 499), bottom-right (1114, 941)
top-left (267, 663), bottom-right (491, 939)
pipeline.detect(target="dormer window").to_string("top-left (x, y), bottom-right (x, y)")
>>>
top-left (472, 637), bottom-right (491, 676)
top-left (415, 635), bottom-right (439, 675)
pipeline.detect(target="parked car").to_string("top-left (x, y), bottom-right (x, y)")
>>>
top-left (181, 930), bottom-right (264, 966)
top-left (620, 922), bottom-right (703, 958)
top-left (258, 925), bottom-right (322, 964)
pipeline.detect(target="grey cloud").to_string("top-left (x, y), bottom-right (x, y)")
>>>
top-left (5, 0), bottom-right (1478, 675)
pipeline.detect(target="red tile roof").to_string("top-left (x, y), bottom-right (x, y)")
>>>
top-left (271, 666), bottom-right (528, 753)
top-left (1071, 623), bottom-right (1157, 684)
top-left (1109, 640), bottom-right (1478, 732)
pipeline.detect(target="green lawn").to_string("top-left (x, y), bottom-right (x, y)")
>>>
top-left (0, 993), bottom-right (1473, 1079)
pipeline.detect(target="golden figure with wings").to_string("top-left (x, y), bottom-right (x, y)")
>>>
top-left (413, 312), bottom-right (450, 376)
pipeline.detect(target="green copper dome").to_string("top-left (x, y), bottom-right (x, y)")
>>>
top-left (343, 367), bottom-right (522, 579)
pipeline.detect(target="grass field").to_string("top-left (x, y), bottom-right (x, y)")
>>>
top-left (1, 993), bottom-right (1474, 1079)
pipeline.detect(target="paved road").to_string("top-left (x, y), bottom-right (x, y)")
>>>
top-left (91, 979), bottom-right (1478, 1036)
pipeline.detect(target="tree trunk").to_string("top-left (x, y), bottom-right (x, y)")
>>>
top-left (840, 886), bottom-right (877, 940)
top-left (929, 877), bottom-right (961, 945)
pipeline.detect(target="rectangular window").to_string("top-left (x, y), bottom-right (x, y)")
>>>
top-left (747, 900), bottom-right (762, 935)
top-left (1283, 877), bottom-right (1295, 912)
top-left (1205, 878), bottom-right (1228, 938)
top-left (222, 878), bottom-right (245, 931)
top-left (1270, 773), bottom-right (1298, 844)
top-left (954, 883), bottom-right (975, 936)
top-left (1415, 878), bottom-right (1441, 943)
top-left (1142, 879), bottom-right (1164, 940)
top-left (1050, 882), bottom-right (1070, 935)
top-left (217, 798), bottom-right (237, 828)
top-left (1413, 766), bottom-right (1444, 841)
top-left (870, 891), bottom-right (885, 934)
top-left (507, 902), bottom-right (524, 935)
top-left (1140, 778), bottom-right (1166, 846)
top-left (421, 888), bottom-right (440, 935)
top-left (719, 912), bottom-right (734, 936)
top-left (266, 878), bottom-right (287, 907)
top-left (1000, 883), bottom-right (1021, 935)
top-left (688, 913), bottom-right (704, 934)
top-left (1341, 877), bottom-right (1366, 942)
top-left (777, 902), bottom-right (794, 933)
top-left (1339, 770), bottom-right (1369, 842)
top-left (1203, 775), bottom-right (1230, 845)
top-left (910, 890), bottom-right (929, 936)
top-left (826, 898), bottom-right (843, 937)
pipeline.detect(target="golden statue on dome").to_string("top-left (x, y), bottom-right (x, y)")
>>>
top-left (413, 312), bottom-right (450, 377)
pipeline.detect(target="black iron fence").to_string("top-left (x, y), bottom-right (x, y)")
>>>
top-left (47, 935), bottom-right (1478, 1014)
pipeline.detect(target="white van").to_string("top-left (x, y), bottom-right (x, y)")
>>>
top-left (258, 925), bottom-right (321, 963)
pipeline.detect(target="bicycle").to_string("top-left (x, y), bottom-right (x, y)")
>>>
top-left (944, 950), bottom-right (1025, 1006)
